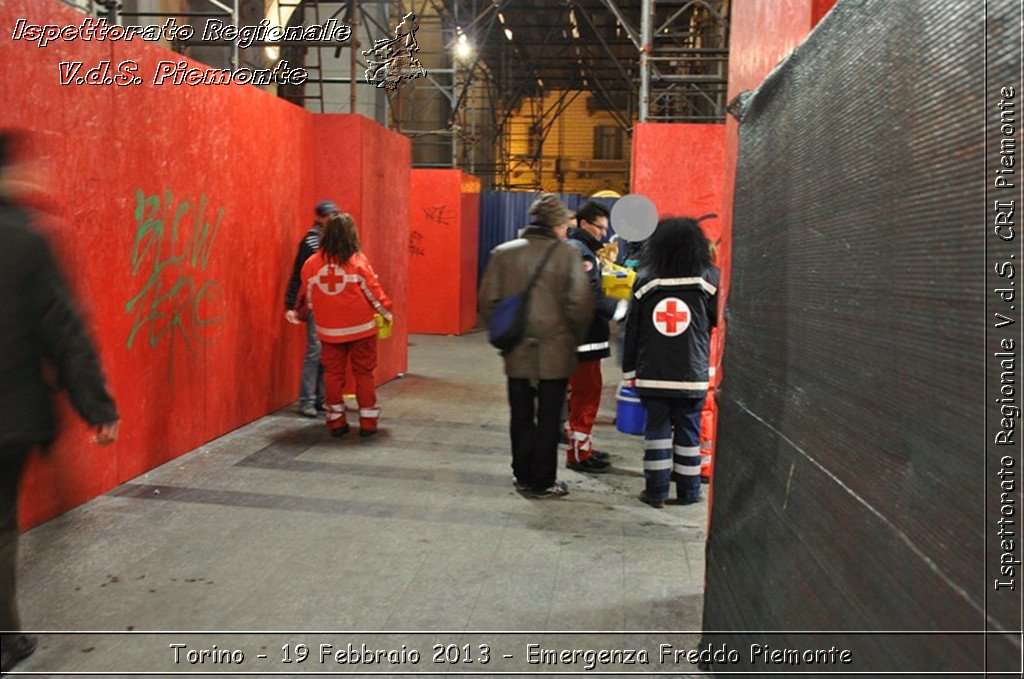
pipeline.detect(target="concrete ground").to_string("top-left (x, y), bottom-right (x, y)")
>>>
top-left (14, 331), bottom-right (707, 677)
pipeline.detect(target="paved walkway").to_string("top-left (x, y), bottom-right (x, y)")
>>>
top-left (16, 331), bottom-right (706, 676)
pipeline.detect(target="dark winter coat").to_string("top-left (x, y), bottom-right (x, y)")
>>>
top-left (566, 227), bottom-right (619, 362)
top-left (0, 200), bottom-right (118, 453)
top-left (478, 226), bottom-right (594, 380)
top-left (622, 265), bottom-right (720, 399)
top-left (284, 224), bottom-right (322, 309)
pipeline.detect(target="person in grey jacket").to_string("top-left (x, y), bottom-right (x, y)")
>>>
top-left (479, 195), bottom-right (594, 499)
top-left (0, 132), bottom-right (119, 673)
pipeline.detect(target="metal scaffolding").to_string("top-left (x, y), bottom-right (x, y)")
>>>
top-left (55, 0), bottom-right (730, 184)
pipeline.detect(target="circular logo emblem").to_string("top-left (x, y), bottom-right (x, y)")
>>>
top-left (652, 297), bottom-right (691, 337)
top-left (315, 264), bottom-right (347, 296)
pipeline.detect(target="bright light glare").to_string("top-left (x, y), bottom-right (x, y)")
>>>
top-left (455, 33), bottom-right (473, 58)
top-left (504, 28), bottom-right (513, 40)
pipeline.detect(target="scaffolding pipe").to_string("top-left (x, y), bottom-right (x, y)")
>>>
top-left (350, 0), bottom-right (360, 113)
top-left (639, 0), bottom-right (652, 121)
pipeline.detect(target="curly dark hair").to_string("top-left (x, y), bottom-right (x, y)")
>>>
top-left (320, 213), bottom-right (361, 265)
top-left (640, 217), bottom-right (711, 277)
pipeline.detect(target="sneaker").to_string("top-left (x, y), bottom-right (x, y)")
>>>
top-left (299, 403), bottom-right (318, 418)
top-left (591, 449), bottom-right (611, 462)
top-left (0, 634), bottom-right (37, 673)
top-left (559, 430), bottom-right (570, 444)
top-left (330, 423), bottom-right (351, 437)
top-left (639, 491), bottom-right (665, 509)
top-left (358, 428), bottom-right (378, 438)
top-left (531, 481), bottom-right (569, 499)
top-left (513, 478), bottom-right (530, 492)
top-left (567, 456), bottom-right (611, 473)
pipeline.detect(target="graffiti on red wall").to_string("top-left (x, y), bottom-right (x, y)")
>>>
top-left (423, 204), bottom-right (451, 225)
top-left (125, 188), bottom-right (224, 356)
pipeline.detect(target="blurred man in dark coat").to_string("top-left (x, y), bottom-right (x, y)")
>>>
top-left (0, 132), bottom-right (119, 673)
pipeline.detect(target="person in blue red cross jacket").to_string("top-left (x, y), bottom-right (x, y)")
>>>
top-left (622, 217), bottom-right (719, 508)
top-left (564, 202), bottom-right (628, 473)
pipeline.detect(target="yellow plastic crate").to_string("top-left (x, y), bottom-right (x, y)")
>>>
top-left (374, 313), bottom-right (393, 340)
top-left (601, 264), bottom-right (636, 301)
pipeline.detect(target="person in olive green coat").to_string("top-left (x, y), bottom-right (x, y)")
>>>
top-left (479, 194), bottom-right (593, 499)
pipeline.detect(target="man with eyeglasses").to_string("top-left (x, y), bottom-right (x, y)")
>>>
top-left (564, 201), bottom-right (627, 473)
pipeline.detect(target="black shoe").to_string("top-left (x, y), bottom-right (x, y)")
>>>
top-left (530, 481), bottom-right (569, 499)
top-left (1, 634), bottom-right (37, 673)
top-left (567, 456), bottom-right (611, 473)
top-left (666, 493), bottom-right (702, 506)
top-left (591, 449), bottom-right (611, 462)
top-left (359, 428), bottom-right (378, 438)
top-left (330, 423), bottom-right (351, 437)
top-left (639, 491), bottom-right (665, 509)
top-left (316, 401), bottom-right (326, 412)
top-left (559, 431), bottom-right (570, 444)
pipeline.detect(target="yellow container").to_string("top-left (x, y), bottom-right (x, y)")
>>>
top-left (374, 313), bottom-right (393, 340)
top-left (601, 264), bottom-right (636, 301)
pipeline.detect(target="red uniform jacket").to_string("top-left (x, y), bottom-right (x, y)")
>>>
top-left (296, 251), bottom-right (393, 344)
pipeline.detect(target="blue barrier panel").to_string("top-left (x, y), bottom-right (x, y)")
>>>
top-left (477, 191), bottom-right (619, 284)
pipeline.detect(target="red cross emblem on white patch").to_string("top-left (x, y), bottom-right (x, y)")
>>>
top-left (652, 297), bottom-right (690, 336)
top-left (316, 264), bottom-right (347, 295)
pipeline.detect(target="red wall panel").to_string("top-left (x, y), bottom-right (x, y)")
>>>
top-left (1, 0), bottom-right (409, 528)
top-left (312, 114), bottom-right (410, 381)
top-left (630, 123), bottom-right (726, 242)
top-left (408, 169), bottom-right (479, 335)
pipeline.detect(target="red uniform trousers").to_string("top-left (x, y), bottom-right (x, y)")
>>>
top-left (567, 358), bottom-right (603, 463)
top-left (320, 335), bottom-right (380, 432)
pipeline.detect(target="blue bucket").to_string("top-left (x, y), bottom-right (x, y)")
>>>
top-left (616, 386), bottom-right (646, 435)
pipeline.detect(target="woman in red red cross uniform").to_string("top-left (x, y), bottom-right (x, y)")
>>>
top-left (288, 213), bottom-right (392, 437)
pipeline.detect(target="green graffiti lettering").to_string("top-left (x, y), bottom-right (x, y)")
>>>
top-left (125, 188), bottom-right (224, 357)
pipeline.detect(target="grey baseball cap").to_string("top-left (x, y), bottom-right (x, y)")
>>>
top-left (315, 200), bottom-right (340, 217)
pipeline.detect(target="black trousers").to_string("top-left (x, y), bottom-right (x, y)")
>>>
top-left (1, 446), bottom-right (28, 636)
top-left (507, 378), bottom-right (568, 491)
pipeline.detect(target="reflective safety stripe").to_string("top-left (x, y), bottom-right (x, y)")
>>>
top-left (709, 366), bottom-right (717, 377)
top-left (317, 319), bottom-right (377, 338)
top-left (577, 341), bottom-right (610, 352)
top-left (644, 438), bottom-right (673, 449)
top-left (325, 403), bottom-right (345, 412)
top-left (347, 274), bottom-right (392, 321)
top-left (570, 431), bottom-right (590, 441)
top-left (635, 378), bottom-right (709, 391)
top-left (701, 455), bottom-right (712, 464)
top-left (634, 276), bottom-right (717, 299)
top-left (701, 441), bottom-right (712, 450)
top-left (622, 370), bottom-right (636, 379)
top-left (674, 445), bottom-right (700, 456)
top-left (644, 458), bottom-right (673, 471)
top-left (674, 463), bottom-right (702, 476)
top-left (359, 407), bottom-right (381, 418)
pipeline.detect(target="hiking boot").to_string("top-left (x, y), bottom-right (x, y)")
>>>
top-left (639, 491), bottom-right (665, 509)
top-left (1, 634), bottom-right (37, 673)
top-left (531, 481), bottom-right (569, 499)
top-left (591, 449), bottom-right (611, 462)
top-left (567, 456), bottom-right (611, 473)
top-left (330, 423), bottom-right (351, 437)
top-left (359, 428), bottom-right (378, 438)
